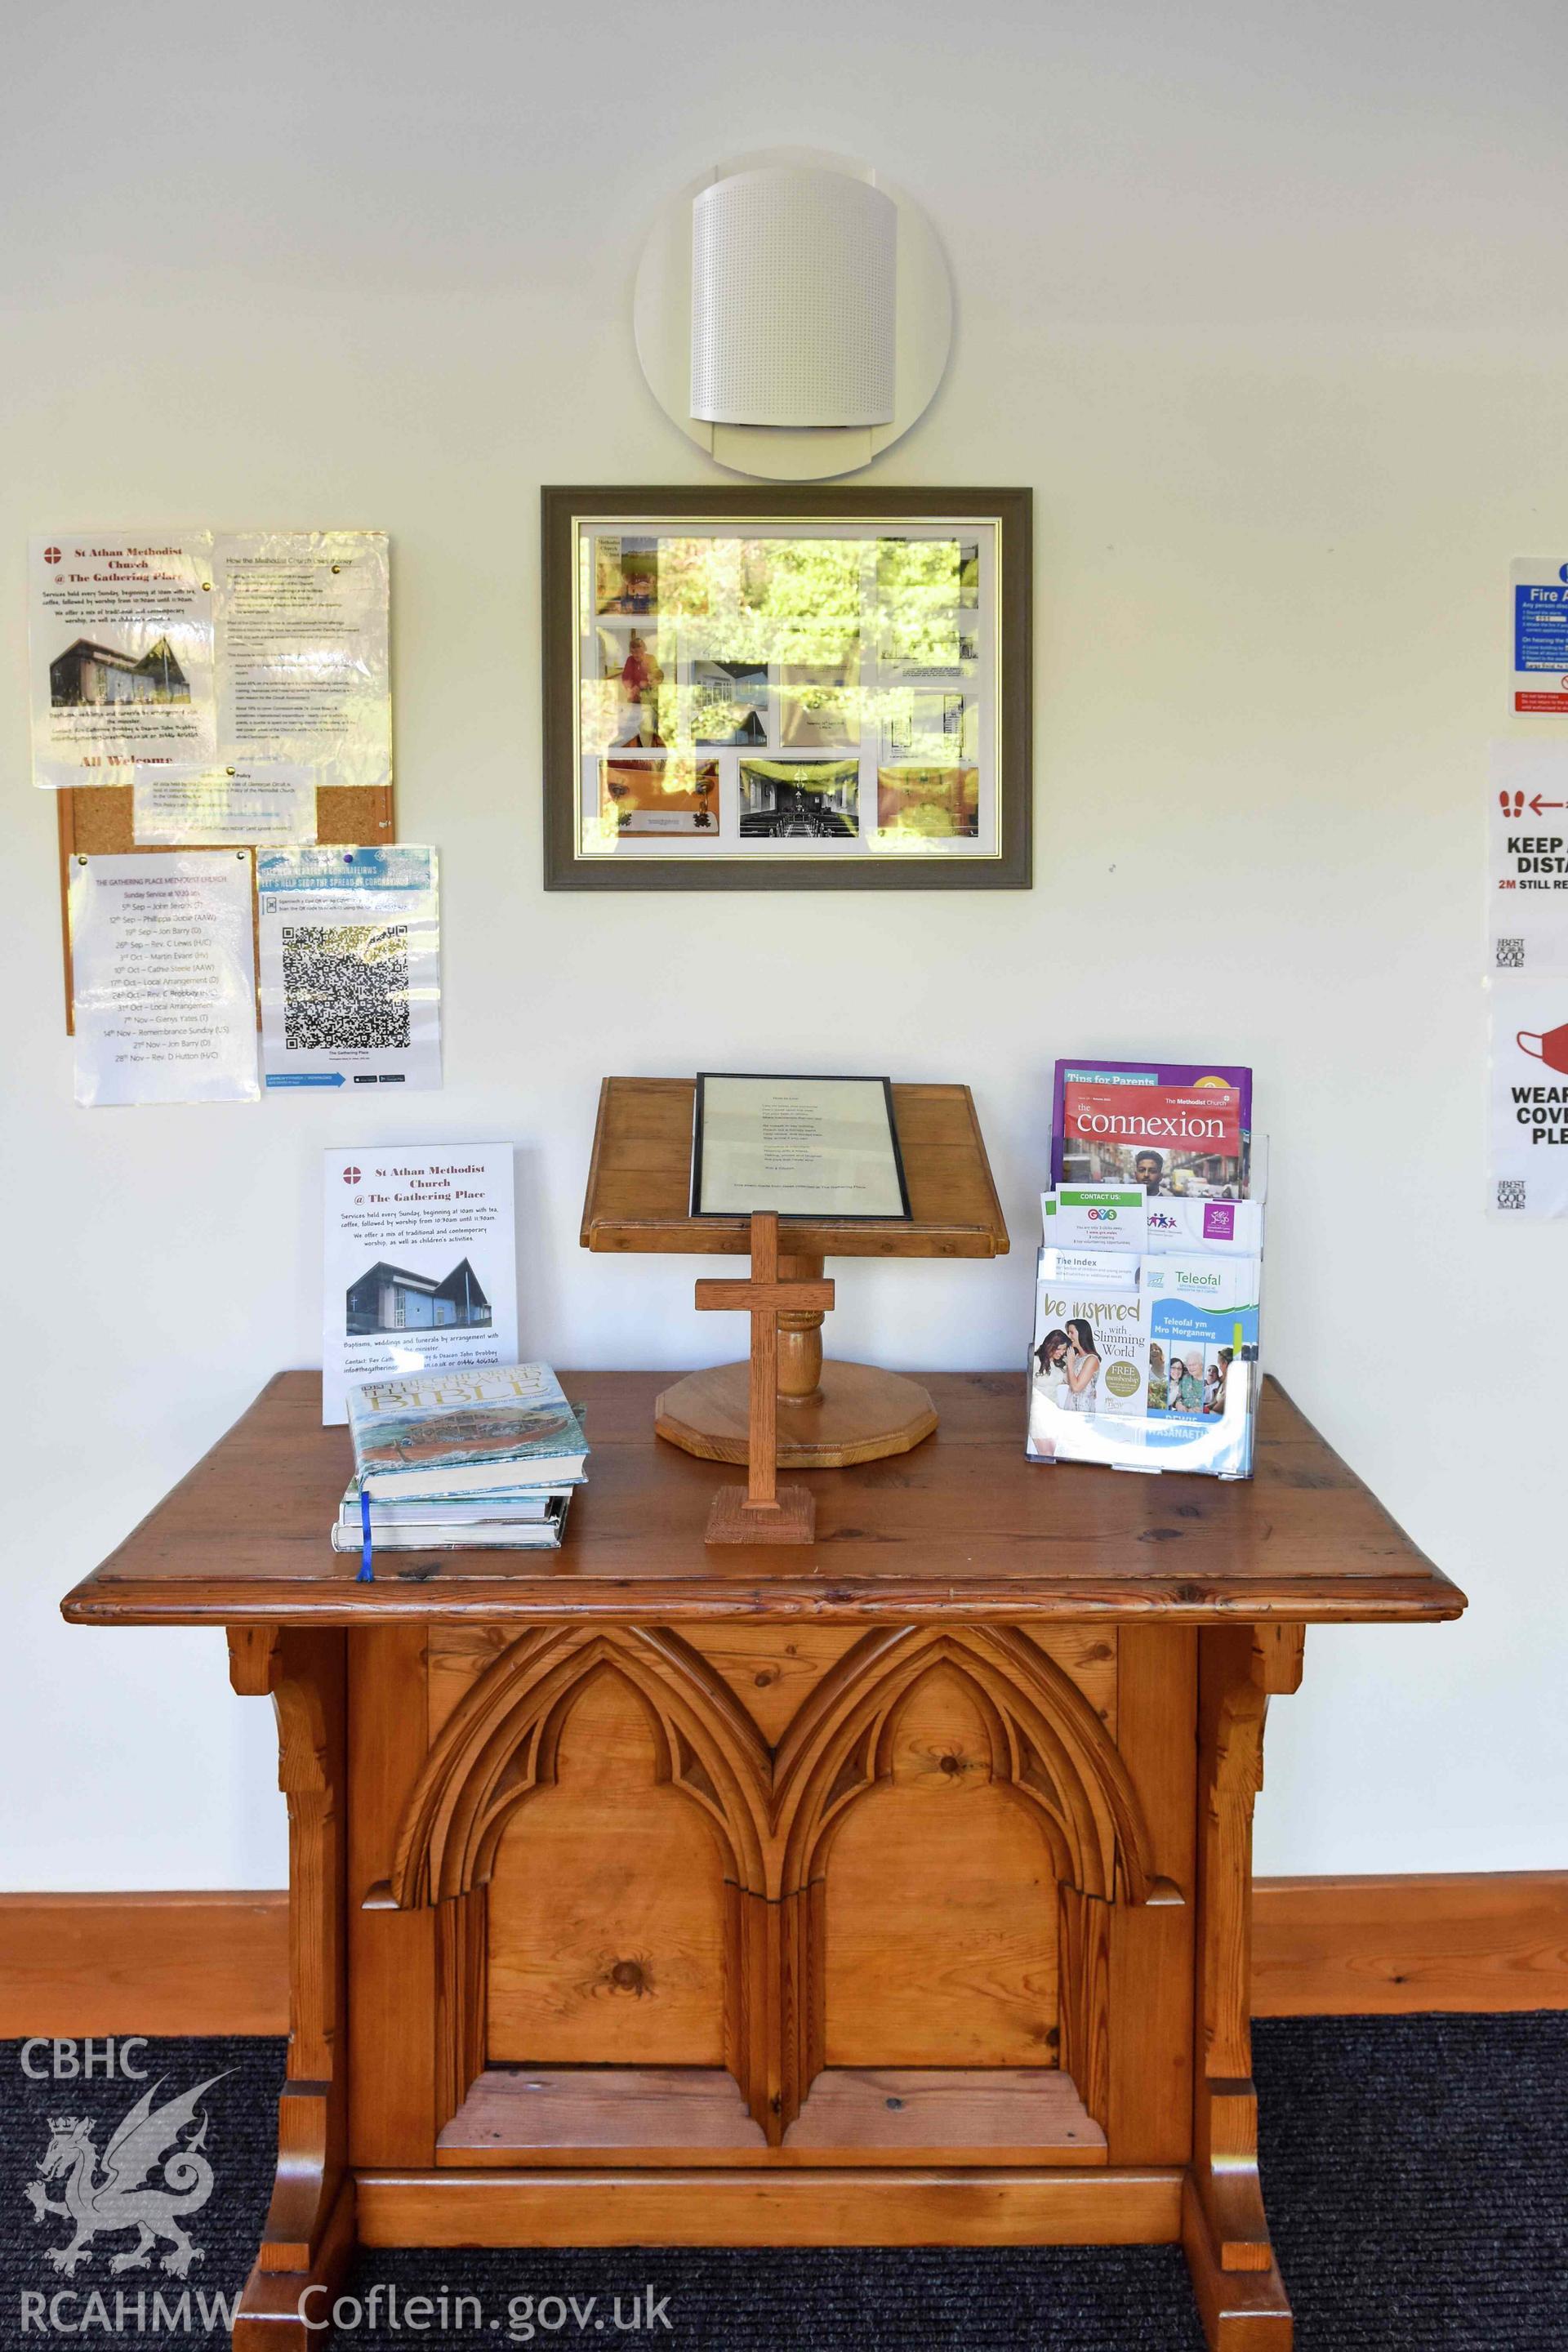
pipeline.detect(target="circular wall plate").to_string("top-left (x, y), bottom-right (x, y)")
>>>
top-left (634, 147), bottom-right (954, 483)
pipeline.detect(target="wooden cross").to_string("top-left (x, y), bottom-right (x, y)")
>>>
top-left (694, 1211), bottom-right (835, 1544)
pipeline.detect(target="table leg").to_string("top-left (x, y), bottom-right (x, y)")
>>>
top-left (227, 1627), bottom-right (356, 2347)
top-left (1183, 1623), bottom-right (1303, 2350)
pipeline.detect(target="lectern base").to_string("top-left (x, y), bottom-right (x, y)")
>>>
top-left (656, 1359), bottom-right (938, 1469)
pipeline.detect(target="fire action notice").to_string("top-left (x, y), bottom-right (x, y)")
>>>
top-left (1511, 559), bottom-right (1568, 717)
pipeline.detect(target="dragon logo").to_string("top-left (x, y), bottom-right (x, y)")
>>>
top-left (24, 2072), bottom-right (228, 2278)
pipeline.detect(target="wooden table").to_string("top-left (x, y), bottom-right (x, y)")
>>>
top-left (62, 1371), bottom-right (1464, 2351)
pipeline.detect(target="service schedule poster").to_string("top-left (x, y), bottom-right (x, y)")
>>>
top-left (322, 1145), bottom-right (519, 1423)
top-left (68, 851), bottom-right (260, 1108)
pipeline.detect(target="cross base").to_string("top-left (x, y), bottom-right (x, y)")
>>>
top-left (659, 1359), bottom-right (938, 1469)
top-left (703, 1482), bottom-right (817, 1545)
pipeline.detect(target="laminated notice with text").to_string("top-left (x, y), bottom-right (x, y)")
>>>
top-left (214, 532), bottom-right (390, 791)
top-left (69, 851), bottom-right (259, 1107)
top-left (30, 534), bottom-right (216, 787)
top-left (132, 762), bottom-right (317, 846)
top-left (257, 844), bottom-right (440, 1093)
top-left (1512, 559), bottom-right (1568, 717)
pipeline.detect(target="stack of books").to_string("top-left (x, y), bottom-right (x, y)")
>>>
top-left (332, 1362), bottom-right (589, 1561)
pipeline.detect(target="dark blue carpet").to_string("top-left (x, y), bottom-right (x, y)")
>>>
top-left (2, 2016), bottom-right (1562, 2349)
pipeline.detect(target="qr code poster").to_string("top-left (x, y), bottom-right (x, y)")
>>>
top-left (1488, 977), bottom-right (1568, 1218)
top-left (256, 845), bottom-right (441, 1092)
top-left (1489, 744), bottom-right (1568, 973)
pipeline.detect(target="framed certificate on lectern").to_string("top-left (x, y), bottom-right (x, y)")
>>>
top-left (691, 1073), bottom-right (911, 1221)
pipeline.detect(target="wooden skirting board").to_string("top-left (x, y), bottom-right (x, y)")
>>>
top-left (1252, 1871), bottom-right (1568, 2016)
top-left (2, 1875), bottom-right (1563, 2038)
top-left (0, 1892), bottom-right (290, 2037)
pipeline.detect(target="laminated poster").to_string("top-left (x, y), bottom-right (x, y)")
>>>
top-left (212, 531), bottom-right (390, 792)
top-left (1489, 976), bottom-right (1568, 1218)
top-left (69, 852), bottom-right (260, 1108)
top-left (1511, 559), bottom-right (1568, 717)
top-left (29, 529), bottom-right (390, 794)
top-left (132, 762), bottom-right (316, 846)
top-left (31, 536), bottom-right (217, 787)
top-left (1489, 743), bottom-right (1568, 975)
top-left (257, 844), bottom-right (441, 1093)
top-left (322, 1145), bottom-right (519, 1424)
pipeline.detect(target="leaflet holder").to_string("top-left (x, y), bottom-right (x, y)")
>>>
top-left (1029, 1139), bottom-right (1269, 1482)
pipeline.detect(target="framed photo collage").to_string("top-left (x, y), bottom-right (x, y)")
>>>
top-left (543, 487), bottom-right (1031, 891)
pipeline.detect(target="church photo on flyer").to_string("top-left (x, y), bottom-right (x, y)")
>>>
top-left (321, 1144), bottom-right (519, 1423)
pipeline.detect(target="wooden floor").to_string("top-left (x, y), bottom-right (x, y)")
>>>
top-left (438, 2065), bottom-right (1107, 2169)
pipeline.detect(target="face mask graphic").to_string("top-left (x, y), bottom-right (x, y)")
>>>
top-left (1517, 1022), bottom-right (1568, 1075)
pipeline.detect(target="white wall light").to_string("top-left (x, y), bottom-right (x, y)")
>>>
top-left (635, 147), bottom-right (953, 482)
top-left (691, 168), bottom-right (897, 429)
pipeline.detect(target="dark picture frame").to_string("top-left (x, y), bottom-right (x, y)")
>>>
top-left (542, 486), bottom-right (1032, 892)
top-left (690, 1072), bottom-right (912, 1219)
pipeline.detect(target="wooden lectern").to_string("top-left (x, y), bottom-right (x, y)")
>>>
top-left (581, 1076), bottom-right (1010, 1467)
top-left (63, 1372), bottom-right (1464, 2352)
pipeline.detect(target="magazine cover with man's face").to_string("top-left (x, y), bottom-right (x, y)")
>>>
top-left (1050, 1059), bottom-right (1253, 1200)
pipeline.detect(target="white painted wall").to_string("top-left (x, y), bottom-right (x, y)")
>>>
top-left (4, 0), bottom-right (1564, 1890)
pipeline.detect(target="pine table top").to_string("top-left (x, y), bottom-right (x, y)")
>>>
top-left (61, 1371), bottom-right (1465, 1631)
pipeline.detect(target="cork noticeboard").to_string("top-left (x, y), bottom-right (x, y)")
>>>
top-left (55, 782), bottom-right (395, 1032)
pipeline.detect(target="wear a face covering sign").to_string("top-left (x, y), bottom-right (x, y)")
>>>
top-left (1490, 980), bottom-right (1568, 1218)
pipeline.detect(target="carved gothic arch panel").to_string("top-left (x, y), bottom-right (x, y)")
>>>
top-left (379, 1618), bottom-right (1175, 2147)
top-left (389, 1624), bottom-right (772, 1909)
top-left (771, 1624), bottom-right (1167, 1904)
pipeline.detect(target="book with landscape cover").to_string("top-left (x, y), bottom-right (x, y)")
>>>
top-left (1050, 1059), bottom-right (1253, 1198)
top-left (346, 1363), bottom-right (589, 1500)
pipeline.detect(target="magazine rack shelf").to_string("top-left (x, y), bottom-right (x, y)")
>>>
top-left (580, 1076), bottom-right (1009, 1467)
